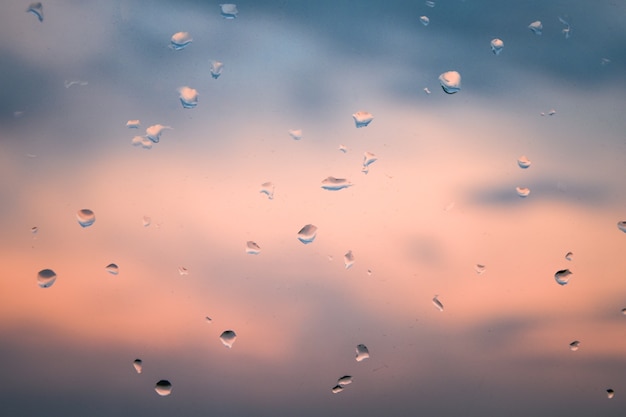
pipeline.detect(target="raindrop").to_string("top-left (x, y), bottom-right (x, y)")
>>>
top-left (344, 250), bottom-right (355, 269)
top-left (607, 389), bottom-right (615, 399)
top-left (438, 71), bottom-right (461, 94)
top-left (554, 269), bottom-right (573, 286)
top-left (288, 129), bottom-right (303, 140)
top-left (126, 120), bottom-right (140, 129)
top-left (352, 111), bottom-right (374, 128)
top-left (569, 340), bottom-right (580, 351)
top-left (356, 344), bottom-right (370, 362)
top-left (220, 330), bottom-right (237, 348)
top-left (338, 144), bottom-right (348, 153)
top-left (332, 385), bottom-right (344, 394)
top-left (210, 61), bottom-right (224, 79)
top-left (246, 241), bottom-right (261, 255)
top-left (528, 21), bottom-right (543, 35)
top-left (475, 264), bottom-right (486, 274)
top-left (142, 216), bottom-right (151, 227)
top-left (423, 87), bottom-right (431, 95)
top-left (420, 16), bottom-right (430, 26)
top-left (517, 155), bottom-right (531, 169)
top-left (178, 266), bottom-right (189, 276)
top-left (321, 177), bottom-right (352, 191)
top-left (220, 4), bottom-right (238, 19)
top-left (76, 209), bottom-right (96, 228)
top-left (155, 380), bottom-right (172, 396)
top-left (490, 38), bottom-right (504, 55)
top-left (362, 152), bottom-right (378, 174)
top-left (178, 87), bottom-right (198, 109)
top-left (565, 252), bottom-right (573, 261)
top-left (37, 269), bottom-right (57, 288)
top-left (170, 32), bottom-right (192, 50)
top-left (105, 263), bottom-right (119, 275)
top-left (131, 136), bottom-right (153, 149)
top-left (146, 124), bottom-right (171, 143)
top-left (516, 187), bottom-right (530, 198)
top-left (617, 221), bottom-right (626, 233)
top-left (432, 295), bottom-right (444, 312)
top-left (337, 375), bottom-right (353, 386)
top-left (133, 359), bottom-right (143, 374)
top-left (425, 1), bottom-right (435, 7)
top-left (27, 2), bottom-right (43, 22)
top-left (259, 182), bottom-right (275, 200)
top-left (297, 224), bottom-right (317, 244)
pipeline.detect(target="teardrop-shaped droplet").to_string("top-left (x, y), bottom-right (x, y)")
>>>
top-left (344, 250), bottom-right (355, 269)
top-left (220, 330), bottom-right (237, 348)
top-left (490, 38), bottom-right (504, 55)
top-left (37, 269), bottom-right (57, 288)
top-left (77, 209), bottom-right (95, 227)
top-left (171, 32), bottom-right (192, 50)
top-left (438, 71), bottom-right (461, 94)
top-left (105, 263), bottom-right (119, 275)
top-left (178, 87), bottom-right (198, 109)
top-left (297, 224), bottom-right (317, 244)
top-left (356, 344), bottom-right (370, 362)
top-left (155, 380), bottom-right (172, 396)
top-left (210, 61), bottom-right (224, 79)
top-left (321, 177), bottom-right (352, 191)
top-left (569, 340), bottom-right (580, 351)
top-left (517, 156), bottom-right (531, 169)
top-left (133, 359), bottom-right (143, 374)
top-left (352, 111), bottom-right (374, 128)
top-left (246, 241), bottom-right (261, 255)
top-left (220, 4), bottom-right (238, 19)
top-left (555, 269), bottom-right (573, 286)
top-left (432, 295), bottom-right (444, 311)
top-left (260, 182), bottom-right (275, 200)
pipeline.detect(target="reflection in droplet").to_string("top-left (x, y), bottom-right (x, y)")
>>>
top-left (297, 224), bottom-right (317, 244)
top-left (155, 380), bottom-right (172, 396)
top-left (528, 21), bottom-right (543, 35)
top-left (171, 32), bottom-right (192, 50)
top-left (126, 120), bottom-right (141, 129)
top-left (517, 155), bottom-right (531, 169)
top-left (220, 330), bottom-right (237, 348)
top-left (475, 264), bottom-right (486, 275)
top-left (338, 144), bottom-right (348, 153)
top-left (178, 87), bottom-right (198, 109)
top-left (260, 182), bottom-right (275, 200)
top-left (178, 266), bottom-right (189, 276)
top-left (332, 385), bottom-right (344, 394)
top-left (27, 2), bottom-right (43, 22)
top-left (321, 177), bottom-right (353, 191)
top-left (516, 187), bottom-right (530, 198)
top-left (246, 241), bottom-right (261, 255)
top-left (288, 129), bottom-right (303, 140)
top-left (432, 295), bottom-right (444, 311)
top-left (337, 375), bottom-right (353, 386)
top-left (439, 71), bottom-right (461, 94)
top-left (420, 16), bottom-right (430, 26)
top-left (490, 38), bottom-right (504, 55)
top-left (555, 269), bottom-right (573, 286)
top-left (220, 4), bottom-right (238, 19)
top-left (142, 216), bottom-right (151, 227)
top-left (617, 221), bottom-right (626, 233)
top-left (565, 252), bottom-right (573, 261)
top-left (37, 269), bottom-right (57, 288)
top-left (344, 250), bottom-right (355, 269)
top-left (146, 124), bottom-right (171, 143)
top-left (133, 359), bottom-right (143, 374)
top-left (352, 111), bottom-right (374, 128)
top-left (77, 209), bottom-right (96, 227)
top-left (210, 61), bottom-right (224, 79)
top-left (362, 152), bottom-right (378, 174)
top-left (569, 340), bottom-right (580, 351)
top-left (356, 344), bottom-right (370, 362)
top-left (105, 263), bottom-right (119, 275)
top-left (607, 389), bottom-right (615, 399)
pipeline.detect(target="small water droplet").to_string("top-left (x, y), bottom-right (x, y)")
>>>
top-left (367, 269), bottom-right (372, 276)
top-left (133, 359), bottom-right (143, 374)
top-left (205, 316), bottom-right (212, 322)
top-left (146, 124), bottom-right (171, 143)
top-left (475, 264), bottom-right (486, 274)
top-left (606, 389), bottom-right (615, 399)
top-left (547, 109), bottom-right (556, 116)
top-left (210, 61), bottom-right (224, 79)
top-left (246, 241), bottom-right (261, 255)
top-left (420, 16), bottom-right (430, 26)
top-left (142, 216), bottom-right (151, 227)
top-left (178, 266), bottom-right (189, 276)
top-left (555, 269), bottom-right (573, 286)
top-left (490, 38), bottom-right (504, 55)
top-left (517, 155), bottom-right (531, 169)
top-left (516, 187), bottom-right (530, 198)
top-left (565, 252), bottom-right (573, 261)
top-left (178, 87), bottom-right (198, 109)
top-left (297, 224), bottom-right (318, 244)
top-left (356, 344), bottom-right (370, 362)
top-left (617, 221), bottom-right (626, 233)
top-left (220, 4), bottom-right (238, 19)
top-left (31, 226), bottom-right (39, 234)
top-left (155, 380), bottom-right (172, 396)
top-left (601, 58), bottom-right (611, 66)
top-left (332, 385), bottom-right (344, 394)
top-left (423, 87), bottom-right (431, 95)
top-left (438, 71), bottom-right (461, 94)
top-left (432, 295), bottom-right (444, 311)
top-left (126, 120), bottom-right (141, 129)
top-left (362, 152), bottom-right (378, 174)
top-left (105, 263), bottom-right (119, 275)
top-left (37, 269), bottom-right (57, 288)
top-left (27, 2), bottom-right (43, 22)
top-left (77, 209), bottom-right (96, 227)
top-left (425, 1), bottom-right (435, 7)
top-left (528, 21), bottom-right (543, 35)
top-left (559, 16), bottom-right (572, 39)
top-left (352, 111), bottom-right (374, 128)
top-left (621, 308), bottom-right (626, 316)
top-left (288, 129), bottom-right (303, 140)
top-left (344, 250), bottom-right (355, 269)
top-left (569, 340), bottom-right (580, 351)
top-left (64, 80), bottom-right (88, 89)
top-left (321, 177), bottom-right (353, 191)
top-left (338, 144), bottom-right (348, 153)
top-left (337, 375), bottom-right (353, 386)
top-left (170, 32), bottom-right (192, 50)
top-left (220, 330), bottom-right (237, 348)
top-left (260, 182), bottom-right (275, 200)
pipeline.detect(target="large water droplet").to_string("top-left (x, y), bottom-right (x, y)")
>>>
top-left (490, 38), bottom-right (504, 55)
top-left (155, 380), bottom-right (172, 396)
top-left (516, 187), bottom-right (530, 198)
top-left (432, 295), bottom-right (444, 311)
top-left (420, 16), bottom-right (430, 26)
top-left (210, 61), bottom-right (224, 79)
top-left (170, 32), bottom-right (192, 50)
top-left (146, 124), bottom-right (171, 143)
top-left (344, 250), bottom-right (355, 269)
top-left (178, 87), bottom-right (198, 109)
top-left (37, 269), bottom-right (57, 288)
top-left (331, 385), bottom-right (344, 394)
top-left (133, 359), bottom-right (143, 374)
top-left (528, 21), bottom-right (543, 35)
top-left (105, 263), bottom-right (119, 275)
top-left (617, 221), bottom-right (626, 233)
top-left (569, 340), bottom-right (580, 351)
top-left (220, 330), bottom-right (237, 348)
top-left (606, 389), bottom-right (615, 399)
top-left (220, 4), bottom-right (238, 19)
top-left (260, 182), bottom-right (275, 200)
top-left (362, 152), bottom-right (378, 174)
top-left (337, 375), bottom-right (353, 386)
top-left (517, 155), bottom-right (531, 169)
top-left (356, 344), bottom-right (370, 362)
top-left (77, 209), bottom-right (96, 227)
top-left (126, 120), bottom-right (141, 129)
top-left (565, 252), bottom-right (573, 261)
top-left (352, 111), bottom-right (374, 128)
top-left (475, 264), bottom-right (486, 274)
top-left (321, 177), bottom-right (352, 191)
top-left (439, 71), bottom-right (461, 94)
top-left (288, 129), bottom-right (303, 140)
top-left (246, 241), bottom-right (261, 255)
top-left (297, 224), bottom-right (317, 244)
top-left (555, 269), bottom-right (573, 286)
top-left (27, 2), bottom-right (43, 22)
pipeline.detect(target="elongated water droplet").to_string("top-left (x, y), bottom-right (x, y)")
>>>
top-left (528, 21), bottom-right (543, 35)
top-left (77, 209), bottom-right (95, 227)
top-left (352, 111), bottom-right (374, 128)
top-left (178, 266), bottom-right (189, 276)
top-left (288, 129), bottom-right (303, 140)
top-left (332, 385), bottom-right (344, 394)
top-left (607, 389), bottom-right (615, 399)
top-left (321, 177), bottom-right (352, 191)
top-left (517, 155), bottom-right (531, 169)
top-left (516, 187), bottom-right (530, 198)
top-left (210, 61), bottom-right (224, 79)
top-left (133, 359), bottom-right (143, 374)
top-left (126, 120), bottom-right (140, 129)
top-left (337, 375), bottom-right (353, 386)
top-left (155, 380), bottom-right (172, 396)
top-left (362, 152), bottom-right (378, 174)
top-left (420, 16), bottom-right (430, 26)
top-left (490, 38), bottom-right (504, 55)
top-left (432, 295), bottom-right (444, 311)
top-left (260, 182), bottom-right (274, 200)
top-left (64, 80), bottom-right (87, 89)
top-left (146, 124), bottom-right (171, 143)
top-left (171, 32), bottom-right (192, 50)
top-left (565, 252), bottom-right (573, 261)
top-left (439, 71), bottom-right (461, 94)
top-left (105, 263), bottom-right (119, 275)
top-left (475, 264), bottom-right (486, 274)
top-left (246, 241), bottom-right (261, 255)
top-left (344, 250), bottom-right (355, 269)
top-left (37, 269), bottom-right (57, 288)
top-left (178, 87), bottom-right (198, 109)
top-left (27, 2), bottom-right (43, 22)
top-left (356, 344), bottom-right (370, 362)
top-left (569, 340), bottom-right (580, 351)
top-left (555, 269), bottom-right (572, 286)
top-left (220, 330), bottom-right (237, 348)
top-left (617, 221), bottom-right (626, 233)
top-left (220, 4), bottom-right (238, 19)
top-left (297, 224), bottom-right (317, 244)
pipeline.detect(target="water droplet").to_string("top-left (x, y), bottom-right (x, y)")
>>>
top-left (27, 2), bottom-right (43, 22)
top-left (607, 389), bottom-right (615, 399)
top-left (332, 385), bottom-right (344, 394)
top-left (126, 120), bottom-right (141, 129)
top-left (356, 344), bottom-right (370, 362)
top-left (246, 241), bottom-right (261, 255)
top-left (362, 152), bottom-right (378, 174)
top-left (77, 209), bottom-right (95, 228)
top-left (425, 1), bottom-right (435, 7)
top-left (105, 263), bottom-right (119, 275)
top-left (321, 177), bottom-right (353, 191)
top-left (490, 38), bottom-right (504, 55)
top-left (338, 144), bottom-right (348, 153)
top-left (617, 221), bottom-right (626, 233)
top-left (432, 295), bottom-right (444, 311)
top-left (569, 340), bottom-right (580, 351)
top-left (178, 266), bottom-right (189, 276)
top-left (559, 16), bottom-right (572, 39)
top-left (367, 269), bottom-right (372, 276)
top-left (64, 80), bottom-right (88, 89)
top-left (420, 16), bottom-right (430, 26)
top-left (423, 87), bottom-right (431, 95)
top-left (220, 4), bottom-right (238, 19)
top-left (259, 182), bottom-right (275, 200)
top-left (133, 359), bottom-right (143, 374)
top-left (516, 187), bottom-right (530, 198)
top-left (337, 375), bottom-right (353, 386)
top-left (344, 250), bottom-right (355, 269)
top-left (601, 58), bottom-right (611, 66)
top-left (142, 216), bottom-right (151, 227)
top-left (621, 308), bottom-right (626, 316)
top-left (220, 330), bottom-right (237, 348)
top-left (554, 269), bottom-right (573, 286)
top-left (178, 87), bottom-right (198, 109)
top-left (131, 136), bottom-right (153, 149)
top-left (547, 109), bottom-right (556, 116)
top-left (146, 124), bottom-right (171, 143)
top-left (155, 380), bottom-right (172, 396)
top-left (517, 155), bottom-right (531, 169)
top-left (297, 224), bottom-right (318, 244)
top-left (288, 129), bottom-right (303, 140)
top-left (565, 252), bottom-right (573, 261)
top-left (352, 111), bottom-right (374, 128)
top-left (528, 21), bottom-right (543, 35)
top-left (210, 61), bottom-right (224, 79)
top-left (31, 226), bottom-right (39, 234)
top-left (37, 269), bottom-right (57, 288)
top-left (475, 264), bottom-right (486, 274)
top-left (170, 32), bottom-right (192, 50)
top-left (438, 71), bottom-right (461, 94)
top-left (205, 316), bottom-right (212, 323)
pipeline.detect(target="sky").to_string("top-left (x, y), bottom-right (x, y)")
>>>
top-left (1, 1), bottom-right (626, 416)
